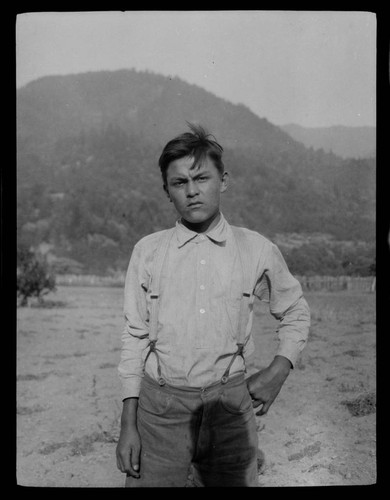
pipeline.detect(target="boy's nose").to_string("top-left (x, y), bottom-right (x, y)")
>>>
top-left (186, 180), bottom-right (199, 196)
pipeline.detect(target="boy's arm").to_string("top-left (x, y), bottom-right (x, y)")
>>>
top-left (116, 243), bottom-right (150, 476)
top-left (118, 242), bottom-right (151, 400)
top-left (247, 243), bottom-right (310, 414)
top-left (255, 242), bottom-right (311, 367)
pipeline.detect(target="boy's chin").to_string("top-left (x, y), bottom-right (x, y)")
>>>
top-left (182, 214), bottom-right (207, 225)
top-left (181, 210), bottom-right (219, 226)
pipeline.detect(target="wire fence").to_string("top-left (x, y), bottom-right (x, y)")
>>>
top-left (296, 275), bottom-right (375, 292)
top-left (55, 274), bottom-right (376, 292)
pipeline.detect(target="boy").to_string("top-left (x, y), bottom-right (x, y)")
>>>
top-left (116, 124), bottom-right (310, 487)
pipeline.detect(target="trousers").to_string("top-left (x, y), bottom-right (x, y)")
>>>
top-left (125, 372), bottom-right (259, 487)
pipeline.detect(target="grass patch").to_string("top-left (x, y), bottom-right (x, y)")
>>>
top-left (99, 362), bottom-right (117, 369)
top-left (69, 431), bottom-right (118, 456)
top-left (38, 430), bottom-right (118, 457)
top-left (288, 441), bottom-right (321, 461)
top-left (341, 392), bottom-right (376, 417)
top-left (30, 300), bottom-right (68, 308)
top-left (17, 373), bottom-right (51, 381)
top-left (39, 442), bottom-right (67, 455)
top-left (17, 405), bottom-right (46, 415)
top-left (337, 381), bottom-right (365, 393)
top-left (343, 349), bottom-right (364, 358)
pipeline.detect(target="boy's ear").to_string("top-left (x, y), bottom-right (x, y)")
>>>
top-left (220, 171), bottom-right (229, 193)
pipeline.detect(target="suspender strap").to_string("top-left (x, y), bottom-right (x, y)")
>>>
top-left (221, 227), bottom-right (254, 384)
top-left (144, 339), bottom-right (165, 385)
top-left (221, 343), bottom-right (245, 384)
top-left (231, 226), bottom-right (254, 345)
top-left (146, 228), bottom-right (175, 386)
top-left (149, 228), bottom-right (175, 342)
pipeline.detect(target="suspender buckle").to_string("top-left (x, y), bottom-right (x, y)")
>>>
top-left (236, 343), bottom-right (244, 356)
top-left (148, 339), bottom-right (157, 351)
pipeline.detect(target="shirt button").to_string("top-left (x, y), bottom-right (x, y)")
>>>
top-left (200, 285), bottom-right (205, 290)
top-left (200, 259), bottom-right (206, 265)
top-left (199, 308), bottom-right (206, 314)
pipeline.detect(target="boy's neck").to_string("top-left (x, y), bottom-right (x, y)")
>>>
top-left (181, 211), bottom-right (221, 234)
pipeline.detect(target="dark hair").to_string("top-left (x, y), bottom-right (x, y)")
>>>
top-left (158, 122), bottom-right (224, 185)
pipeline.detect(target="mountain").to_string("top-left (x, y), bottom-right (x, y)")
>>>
top-left (281, 123), bottom-right (376, 159)
top-left (16, 69), bottom-right (375, 276)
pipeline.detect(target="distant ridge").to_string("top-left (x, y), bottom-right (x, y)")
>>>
top-left (281, 123), bottom-right (376, 159)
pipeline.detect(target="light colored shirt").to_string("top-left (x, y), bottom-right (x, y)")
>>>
top-left (118, 213), bottom-right (310, 400)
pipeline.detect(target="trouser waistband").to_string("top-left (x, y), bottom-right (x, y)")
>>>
top-left (142, 371), bottom-right (246, 397)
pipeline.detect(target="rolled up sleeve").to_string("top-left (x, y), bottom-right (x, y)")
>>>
top-left (118, 243), bottom-right (150, 400)
top-left (254, 243), bottom-right (311, 367)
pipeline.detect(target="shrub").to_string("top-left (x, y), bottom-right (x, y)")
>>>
top-left (341, 392), bottom-right (376, 417)
top-left (17, 246), bottom-right (56, 306)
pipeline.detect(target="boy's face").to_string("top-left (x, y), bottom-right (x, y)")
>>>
top-left (164, 155), bottom-right (228, 226)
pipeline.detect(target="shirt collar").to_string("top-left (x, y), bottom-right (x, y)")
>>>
top-left (175, 212), bottom-right (228, 248)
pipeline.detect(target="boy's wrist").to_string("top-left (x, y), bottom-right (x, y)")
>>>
top-left (269, 355), bottom-right (292, 377)
top-left (121, 397), bottom-right (139, 426)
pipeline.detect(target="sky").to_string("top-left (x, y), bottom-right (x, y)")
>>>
top-left (15, 10), bottom-right (376, 128)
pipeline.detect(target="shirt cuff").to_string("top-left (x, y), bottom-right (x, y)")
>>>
top-left (120, 375), bottom-right (143, 401)
top-left (276, 338), bottom-right (307, 369)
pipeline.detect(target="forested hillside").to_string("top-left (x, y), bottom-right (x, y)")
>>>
top-left (17, 69), bottom-right (375, 276)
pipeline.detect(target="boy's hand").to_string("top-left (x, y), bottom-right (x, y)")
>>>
top-left (116, 397), bottom-right (141, 478)
top-left (116, 424), bottom-right (141, 478)
top-left (246, 355), bottom-right (291, 416)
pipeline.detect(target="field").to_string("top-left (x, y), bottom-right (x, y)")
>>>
top-left (16, 286), bottom-right (376, 487)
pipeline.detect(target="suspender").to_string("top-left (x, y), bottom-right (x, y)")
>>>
top-left (144, 228), bottom-right (175, 385)
top-left (231, 226), bottom-right (254, 345)
top-left (148, 228), bottom-right (176, 342)
top-left (220, 226), bottom-right (254, 383)
top-left (145, 225), bottom-right (254, 385)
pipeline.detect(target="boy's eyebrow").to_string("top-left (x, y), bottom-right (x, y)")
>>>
top-left (169, 174), bottom-right (188, 182)
top-left (191, 169), bottom-right (209, 177)
top-left (169, 169), bottom-right (210, 182)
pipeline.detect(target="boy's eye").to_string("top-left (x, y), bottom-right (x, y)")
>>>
top-left (172, 175), bottom-right (208, 186)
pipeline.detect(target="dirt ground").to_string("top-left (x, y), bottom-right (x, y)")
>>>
top-left (16, 285), bottom-right (376, 487)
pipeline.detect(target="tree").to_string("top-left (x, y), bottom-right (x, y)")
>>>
top-left (17, 246), bottom-right (56, 306)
